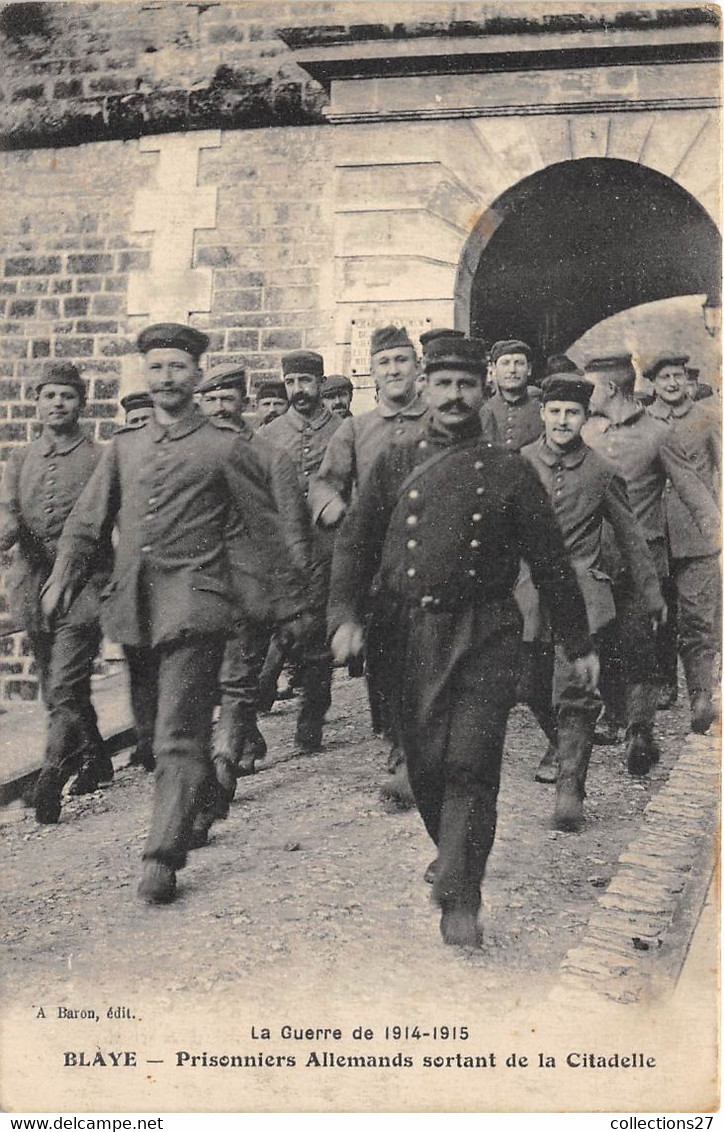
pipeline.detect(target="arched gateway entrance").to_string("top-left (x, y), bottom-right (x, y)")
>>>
top-left (461, 158), bottom-right (721, 369)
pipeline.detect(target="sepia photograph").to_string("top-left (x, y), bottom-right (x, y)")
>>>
top-left (0, 0), bottom-right (721, 1115)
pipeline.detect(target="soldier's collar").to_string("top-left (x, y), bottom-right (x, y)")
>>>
top-left (537, 434), bottom-right (587, 468)
top-left (494, 387), bottom-right (530, 408)
top-left (39, 426), bottom-right (87, 456)
top-left (286, 405), bottom-right (333, 431)
top-left (649, 397), bottom-right (691, 420)
top-left (150, 404), bottom-right (207, 442)
top-left (377, 393), bottom-right (427, 420)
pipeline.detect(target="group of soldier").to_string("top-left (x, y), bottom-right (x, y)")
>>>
top-left (0, 320), bottom-right (719, 950)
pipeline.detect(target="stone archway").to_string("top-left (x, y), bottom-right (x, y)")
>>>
top-left (459, 156), bottom-right (721, 369)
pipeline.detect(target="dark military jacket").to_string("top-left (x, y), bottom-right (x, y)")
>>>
top-left (260, 404), bottom-right (342, 565)
top-left (309, 394), bottom-right (428, 524)
top-left (49, 407), bottom-right (307, 649)
top-left (521, 436), bottom-right (662, 634)
top-left (647, 397), bottom-right (720, 560)
top-left (583, 403), bottom-right (720, 572)
top-left (216, 418), bottom-right (318, 618)
top-left (328, 414), bottom-right (591, 659)
top-left (0, 428), bottom-right (109, 634)
top-left (479, 389), bottom-right (544, 451)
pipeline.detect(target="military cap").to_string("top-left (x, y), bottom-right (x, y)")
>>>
top-left (120, 390), bottom-right (153, 413)
top-left (490, 339), bottom-right (532, 364)
top-left (545, 354), bottom-right (581, 376)
top-left (35, 361), bottom-right (86, 399)
top-left (137, 323), bottom-right (210, 360)
top-left (256, 380), bottom-right (288, 402)
top-left (583, 350), bottom-right (633, 387)
top-left (370, 325), bottom-right (415, 356)
top-left (541, 374), bottom-right (593, 409)
top-left (419, 327), bottom-right (465, 352)
top-left (196, 362), bottom-right (247, 397)
top-left (424, 335), bottom-right (487, 374)
top-left (321, 374), bottom-right (353, 396)
top-left (643, 352), bottom-right (689, 381)
top-left (281, 350), bottom-right (324, 379)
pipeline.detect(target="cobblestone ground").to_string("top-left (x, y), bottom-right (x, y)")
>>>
top-left (0, 671), bottom-right (704, 1017)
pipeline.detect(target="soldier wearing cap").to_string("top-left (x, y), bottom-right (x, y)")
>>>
top-left (196, 362), bottom-right (314, 804)
top-left (329, 334), bottom-right (596, 948)
top-left (120, 391), bottom-right (154, 428)
top-left (254, 380), bottom-right (288, 426)
top-left (520, 373), bottom-right (663, 828)
top-left (685, 365), bottom-right (714, 403)
top-left (42, 324), bottom-right (311, 903)
top-left (582, 353), bottom-right (719, 760)
top-left (643, 352), bottom-right (720, 732)
top-left (260, 349), bottom-right (342, 752)
top-left (480, 340), bottom-right (544, 451)
top-left (321, 374), bottom-right (354, 420)
top-left (0, 362), bottom-right (114, 821)
top-left (310, 327), bottom-right (427, 763)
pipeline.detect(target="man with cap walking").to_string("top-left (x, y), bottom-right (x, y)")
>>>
top-left (261, 349), bottom-right (342, 752)
top-left (196, 362), bottom-right (314, 799)
top-left (0, 362), bottom-right (113, 822)
top-left (521, 372), bottom-right (664, 828)
top-left (321, 374), bottom-right (354, 420)
top-left (583, 353), bottom-right (719, 767)
top-left (329, 334), bottom-right (596, 948)
top-left (644, 352), bottom-right (720, 732)
top-left (311, 326), bottom-right (427, 764)
top-left (480, 340), bottom-right (544, 451)
top-left (42, 324), bottom-right (311, 903)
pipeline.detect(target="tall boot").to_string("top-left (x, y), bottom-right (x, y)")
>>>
top-left (553, 710), bottom-right (595, 832)
top-left (433, 781), bottom-right (497, 948)
top-left (625, 683), bottom-right (660, 776)
top-left (531, 704), bottom-right (559, 783)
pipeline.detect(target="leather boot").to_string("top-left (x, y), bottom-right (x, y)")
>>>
top-left (625, 722), bottom-right (660, 776)
top-left (554, 711), bottom-right (595, 832)
top-left (237, 721), bottom-right (267, 776)
top-left (690, 689), bottom-right (716, 735)
top-left (34, 767), bottom-right (65, 824)
top-left (138, 862), bottom-right (176, 904)
top-left (534, 743), bottom-right (559, 784)
top-left (128, 741), bottom-right (155, 772)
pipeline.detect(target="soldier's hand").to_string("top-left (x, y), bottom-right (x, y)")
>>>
top-left (318, 497), bottom-right (347, 529)
top-left (331, 621), bottom-right (364, 665)
top-left (277, 610), bottom-right (316, 659)
top-left (40, 580), bottom-right (72, 621)
top-left (571, 651), bottom-right (600, 693)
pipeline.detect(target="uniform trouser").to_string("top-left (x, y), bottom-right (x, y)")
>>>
top-left (600, 577), bottom-right (660, 731)
top-left (124, 644), bottom-right (158, 763)
top-left (517, 642), bottom-right (557, 744)
top-left (30, 621), bottom-right (103, 774)
top-left (671, 554), bottom-right (719, 698)
top-left (655, 576), bottom-right (679, 689)
top-left (392, 606), bottom-right (520, 916)
top-left (294, 621), bottom-right (333, 741)
top-left (215, 617), bottom-right (272, 763)
top-left (365, 601), bottom-right (400, 744)
top-left (553, 639), bottom-right (601, 783)
top-left (125, 634), bottom-right (226, 871)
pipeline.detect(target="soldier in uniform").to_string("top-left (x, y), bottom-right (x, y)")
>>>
top-left (311, 326), bottom-right (427, 766)
top-left (196, 362), bottom-right (314, 801)
top-left (254, 380), bottom-right (288, 427)
top-left (321, 374), bottom-right (354, 420)
top-left (645, 352), bottom-right (720, 733)
top-left (685, 365), bottom-right (714, 403)
top-left (329, 335), bottom-right (596, 948)
top-left (521, 373), bottom-right (664, 827)
top-left (120, 391), bottom-right (154, 428)
top-left (480, 339), bottom-right (545, 449)
top-left (42, 324), bottom-right (310, 903)
top-left (261, 350), bottom-right (342, 752)
top-left (0, 362), bottom-right (113, 822)
top-left (582, 353), bottom-right (719, 769)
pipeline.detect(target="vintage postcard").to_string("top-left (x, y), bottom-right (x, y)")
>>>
top-left (0, 0), bottom-right (720, 1114)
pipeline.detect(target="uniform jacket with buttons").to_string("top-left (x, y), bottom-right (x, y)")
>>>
top-left (647, 397), bottom-right (720, 560)
top-left (260, 404), bottom-right (342, 564)
top-left (308, 395), bottom-right (428, 524)
top-left (582, 403), bottom-right (720, 572)
top-left (479, 389), bottom-right (544, 451)
top-left (328, 413), bottom-right (591, 660)
top-left (521, 436), bottom-right (663, 635)
top-left (216, 418), bottom-right (319, 618)
top-left (48, 407), bottom-right (308, 650)
top-left (0, 428), bottom-right (109, 634)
